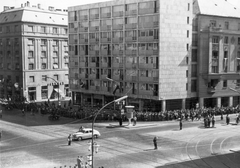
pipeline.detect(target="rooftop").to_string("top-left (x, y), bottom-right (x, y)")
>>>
top-left (197, 0), bottom-right (240, 18)
top-left (0, 1), bottom-right (67, 25)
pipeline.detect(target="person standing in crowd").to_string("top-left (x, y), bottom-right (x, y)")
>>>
top-left (226, 114), bottom-right (230, 125)
top-left (179, 118), bottom-right (182, 130)
top-left (68, 134), bottom-right (72, 146)
top-left (212, 115), bottom-right (215, 128)
top-left (153, 136), bottom-right (158, 150)
top-left (77, 156), bottom-right (84, 168)
top-left (133, 116), bottom-right (137, 126)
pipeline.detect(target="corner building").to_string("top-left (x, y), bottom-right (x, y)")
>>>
top-left (68, 0), bottom-right (194, 111)
top-left (0, 2), bottom-right (70, 102)
top-left (194, 0), bottom-right (240, 108)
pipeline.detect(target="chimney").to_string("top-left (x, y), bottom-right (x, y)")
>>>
top-left (27, 1), bottom-right (30, 7)
top-left (21, 4), bottom-right (23, 8)
top-left (3, 6), bottom-right (10, 11)
top-left (37, 4), bottom-right (41, 9)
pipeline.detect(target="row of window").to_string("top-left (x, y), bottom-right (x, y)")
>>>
top-left (210, 20), bottom-right (240, 31)
top-left (72, 29), bottom-right (159, 42)
top-left (69, 0), bottom-right (162, 21)
top-left (212, 36), bottom-right (240, 45)
top-left (0, 25), bottom-right (68, 35)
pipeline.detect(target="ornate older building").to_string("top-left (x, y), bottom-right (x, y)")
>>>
top-left (194, 0), bottom-right (240, 108)
top-left (0, 2), bottom-right (70, 103)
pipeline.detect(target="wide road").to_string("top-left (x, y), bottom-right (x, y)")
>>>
top-left (0, 109), bottom-right (240, 168)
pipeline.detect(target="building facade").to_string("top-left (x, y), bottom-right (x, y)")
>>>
top-left (0, 2), bottom-right (70, 103)
top-left (194, 0), bottom-right (240, 108)
top-left (68, 0), bottom-right (195, 111)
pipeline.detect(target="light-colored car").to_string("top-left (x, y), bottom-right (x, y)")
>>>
top-left (72, 128), bottom-right (101, 141)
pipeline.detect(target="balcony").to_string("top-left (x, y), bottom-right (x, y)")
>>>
top-left (125, 23), bottom-right (137, 29)
top-left (138, 50), bottom-right (159, 56)
top-left (139, 21), bottom-right (159, 29)
top-left (89, 38), bottom-right (99, 43)
top-left (89, 74), bottom-right (96, 79)
top-left (112, 37), bottom-right (123, 43)
top-left (125, 50), bottom-right (137, 55)
top-left (78, 27), bottom-right (88, 32)
top-left (79, 62), bottom-right (85, 67)
top-left (90, 14), bottom-right (99, 20)
top-left (101, 63), bottom-right (108, 68)
top-left (79, 39), bottom-right (88, 44)
top-left (113, 24), bottom-right (123, 30)
top-left (101, 38), bottom-right (111, 43)
top-left (112, 50), bottom-right (123, 55)
top-left (101, 25), bottom-right (111, 31)
top-left (69, 28), bottom-right (78, 33)
top-left (207, 87), bottom-right (217, 93)
top-left (139, 36), bottom-right (155, 42)
top-left (125, 36), bottom-right (137, 42)
top-left (138, 8), bottom-right (155, 15)
top-left (101, 13), bottom-right (111, 18)
top-left (139, 76), bottom-right (150, 82)
top-left (89, 26), bottom-right (99, 32)
top-left (89, 62), bottom-right (96, 67)
top-left (79, 73), bottom-right (85, 78)
top-left (125, 10), bottom-right (137, 16)
top-left (79, 27), bottom-right (88, 32)
top-left (100, 50), bottom-right (111, 55)
top-left (79, 15), bottom-right (88, 21)
top-left (89, 50), bottom-right (99, 56)
top-left (112, 75), bottom-right (120, 81)
top-left (113, 11), bottom-right (123, 17)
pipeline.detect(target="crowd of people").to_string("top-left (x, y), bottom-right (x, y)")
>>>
top-left (1, 98), bottom-right (240, 123)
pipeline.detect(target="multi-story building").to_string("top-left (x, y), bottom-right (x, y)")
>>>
top-left (68, 0), bottom-right (194, 111)
top-left (0, 2), bottom-right (70, 103)
top-left (194, 0), bottom-right (240, 108)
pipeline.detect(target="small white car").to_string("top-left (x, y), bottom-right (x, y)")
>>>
top-left (72, 128), bottom-right (101, 141)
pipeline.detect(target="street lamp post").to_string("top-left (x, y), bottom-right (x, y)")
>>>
top-left (46, 76), bottom-right (60, 107)
top-left (91, 95), bottom-right (128, 168)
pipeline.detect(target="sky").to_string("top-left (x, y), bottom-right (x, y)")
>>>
top-left (1, 0), bottom-right (240, 13)
top-left (0, 0), bottom-right (111, 12)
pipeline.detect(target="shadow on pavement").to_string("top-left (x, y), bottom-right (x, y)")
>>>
top-left (155, 150), bottom-right (240, 168)
top-left (0, 108), bottom-right (77, 126)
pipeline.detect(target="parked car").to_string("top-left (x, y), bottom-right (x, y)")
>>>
top-left (72, 128), bottom-right (101, 141)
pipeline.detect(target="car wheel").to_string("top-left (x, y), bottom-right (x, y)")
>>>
top-left (78, 137), bottom-right (82, 141)
top-left (94, 135), bottom-right (98, 139)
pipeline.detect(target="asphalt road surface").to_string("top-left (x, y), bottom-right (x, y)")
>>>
top-left (0, 109), bottom-right (240, 168)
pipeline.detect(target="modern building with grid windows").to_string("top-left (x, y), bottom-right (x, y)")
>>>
top-left (0, 2), bottom-right (70, 103)
top-left (68, 0), bottom-right (195, 111)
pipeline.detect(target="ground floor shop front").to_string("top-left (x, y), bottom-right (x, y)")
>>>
top-left (72, 92), bottom-right (240, 112)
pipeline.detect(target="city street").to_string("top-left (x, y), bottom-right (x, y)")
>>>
top-left (0, 109), bottom-right (240, 168)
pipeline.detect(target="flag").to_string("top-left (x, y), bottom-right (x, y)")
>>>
top-left (113, 85), bottom-right (120, 95)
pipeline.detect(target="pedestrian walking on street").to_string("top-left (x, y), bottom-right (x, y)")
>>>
top-left (153, 136), bottom-right (158, 150)
top-left (68, 134), bottom-right (72, 146)
top-left (179, 118), bottom-right (182, 130)
top-left (22, 108), bottom-right (25, 116)
top-left (226, 114), bottom-right (230, 125)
